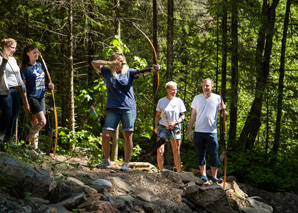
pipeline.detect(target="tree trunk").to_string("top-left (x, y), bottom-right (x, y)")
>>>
top-left (229, 0), bottom-right (239, 148)
top-left (272, 0), bottom-right (291, 158)
top-left (61, 7), bottom-right (68, 128)
top-left (111, 0), bottom-right (120, 161)
top-left (237, 0), bottom-right (280, 151)
top-left (221, 0), bottom-right (227, 99)
top-left (220, 0), bottom-right (227, 147)
top-left (68, 0), bottom-right (75, 152)
top-left (166, 0), bottom-right (174, 82)
top-left (165, 0), bottom-right (174, 167)
top-left (152, 0), bottom-right (159, 130)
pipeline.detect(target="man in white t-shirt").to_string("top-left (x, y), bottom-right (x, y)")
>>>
top-left (188, 78), bottom-right (225, 183)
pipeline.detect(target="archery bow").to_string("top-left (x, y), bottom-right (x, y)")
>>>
top-left (132, 22), bottom-right (159, 97)
top-left (40, 54), bottom-right (58, 156)
top-left (220, 91), bottom-right (227, 190)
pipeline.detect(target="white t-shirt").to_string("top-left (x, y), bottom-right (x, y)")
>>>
top-left (191, 93), bottom-right (223, 133)
top-left (156, 96), bottom-right (186, 128)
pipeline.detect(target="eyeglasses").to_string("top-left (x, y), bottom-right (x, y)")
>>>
top-left (122, 63), bottom-right (127, 65)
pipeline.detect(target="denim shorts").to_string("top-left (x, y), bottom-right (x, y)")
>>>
top-left (194, 132), bottom-right (220, 167)
top-left (158, 126), bottom-right (181, 140)
top-left (103, 109), bottom-right (137, 131)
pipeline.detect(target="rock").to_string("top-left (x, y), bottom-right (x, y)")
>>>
top-left (92, 179), bottom-right (112, 192)
top-left (56, 192), bottom-right (87, 210)
top-left (85, 200), bottom-right (120, 212)
top-left (232, 181), bottom-right (248, 198)
top-left (185, 184), bottom-right (233, 213)
top-left (142, 202), bottom-right (155, 212)
top-left (46, 204), bottom-right (71, 213)
top-left (241, 207), bottom-right (272, 213)
top-left (180, 172), bottom-right (204, 185)
top-left (107, 196), bottom-right (126, 209)
top-left (246, 197), bottom-right (273, 212)
top-left (0, 157), bottom-right (51, 198)
top-left (49, 177), bottom-right (97, 203)
top-left (136, 191), bottom-right (155, 202)
top-left (161, 169), bottom-right (182, 184)
top-left (109, 176), bottom-right (133, 192)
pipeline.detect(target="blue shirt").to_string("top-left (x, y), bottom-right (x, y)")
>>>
top-left (101, 66), bottom-right (138, 109)
top-left (21, 62), bottom-right (45, 99)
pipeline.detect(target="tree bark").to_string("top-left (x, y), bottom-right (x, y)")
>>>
top-left (272, 0), bottom-right (291, 157)
top-left (166, 0), bottom-right (174, 82)
top-left (165, 0), bottom-right (174, 166)
top-left (68, 0), bottom-right (76, 152)
top-left (229, 0), bottom-right (239, 148)
top-left (237, 0), bottom-right (280, 151)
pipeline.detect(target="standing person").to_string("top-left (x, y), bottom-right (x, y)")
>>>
top-left (91, 52), bottom-right (160, 171)
top-left (0, 38), bottom-right (29, 150)
top-left (154, 81), bottom-right (186, 173)
top-left (188, 78), bottom-right (225, 183)
top-left (21, 44), bottom-right (54, 152)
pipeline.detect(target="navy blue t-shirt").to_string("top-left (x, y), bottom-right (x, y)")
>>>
top-left (101, 66), bottom-right (138, 110)
top-left (21, 62), bottom-right (45, 99)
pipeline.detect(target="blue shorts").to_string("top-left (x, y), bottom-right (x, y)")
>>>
top-left (158, 126), bottom-right (181, 140)
top-left (103, 109), bottom-right (137, 131)
top-left (194, 132), bottom-right (220, 167)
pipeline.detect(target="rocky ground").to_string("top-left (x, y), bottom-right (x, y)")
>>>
top-left (1, 150), bottom-right (298, 212)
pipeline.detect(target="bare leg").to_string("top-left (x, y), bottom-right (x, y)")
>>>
top-left (170, 138), bottom-right (181, 173)
top-left (26, 112), bottom-right (46, 149)
top-left (101, 129), bottom-right (114, 160)
top-left (157, 143), bottom-right (165, 170)
top-left (123, 131), bottom-right (133, 163)
top-left (211, 166), bottom-right (218, 178)
top-left (199, 164), bottom-right (207, 177)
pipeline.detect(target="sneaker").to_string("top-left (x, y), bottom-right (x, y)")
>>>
top-left (201, 176), bottom-right (208, 183)
top-left (35, 148), bottom-right (46, 155)
top-left (120, 162), bottom-right (130, 171)
top-left (96, 159), bottom-right (112, 169)
top-left (212, 177), bottom-right (223, 183)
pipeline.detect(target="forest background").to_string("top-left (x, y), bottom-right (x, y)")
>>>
top-left (0, 0), bottom-right (297, 193)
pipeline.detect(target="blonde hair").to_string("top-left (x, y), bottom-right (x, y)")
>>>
top-left (1, 38), bottom-right (17, 48)
top-left (165, 81), bottom-right (177, 89)
top-left (109, 52), bottom-right (128, 78)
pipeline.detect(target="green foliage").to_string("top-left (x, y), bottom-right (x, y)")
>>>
top-left (227, 149), bottom-right (298, 192)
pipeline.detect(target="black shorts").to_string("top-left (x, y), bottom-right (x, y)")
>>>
top-left (29, 97), bottom-right (46, 114)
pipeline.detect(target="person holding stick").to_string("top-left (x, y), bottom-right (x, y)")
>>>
top-left (188, 78), bottom-right (226, 183)
top-left (154, 81), bottom-right (186, 173)
top-left (0, 38), bottom-right (29, 150)
top-left (91, 52), bottom-right (160, 171)
top-left (21, 44), bottom-right (54, 153)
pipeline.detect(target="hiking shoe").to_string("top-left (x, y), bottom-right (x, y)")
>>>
top-left (212, 177), bottom-right (223, 183)
top-left (201, 176), bottom-right (208, 183)
top-left (96, 159), bottom-right (112, 169)
top-left (120, 162), bottom-right (130, 171)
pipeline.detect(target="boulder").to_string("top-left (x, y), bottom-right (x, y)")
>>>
top-left (185, 184), bottom-right (233, 213)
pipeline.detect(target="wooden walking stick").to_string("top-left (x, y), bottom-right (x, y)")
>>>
top-left (220, 91), bottom-right (227, 189)
top-left (40, 54), bottom-right (58, 156)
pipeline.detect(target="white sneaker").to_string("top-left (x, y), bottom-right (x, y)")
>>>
top-left (96, 159), bottom-right (112, 169)
top-left (120, 162), bottom-right (130, 171)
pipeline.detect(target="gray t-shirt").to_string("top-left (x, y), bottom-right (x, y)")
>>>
top-left (191, 93), bottom-right (223, 133)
